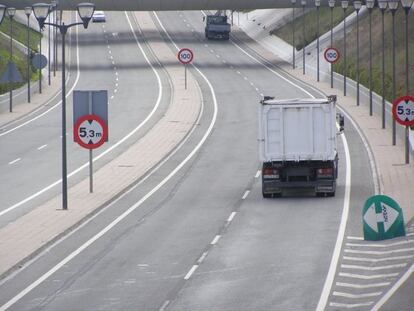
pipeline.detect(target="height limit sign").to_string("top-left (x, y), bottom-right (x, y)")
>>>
top-left (74, 114), bottom-right (108, 149)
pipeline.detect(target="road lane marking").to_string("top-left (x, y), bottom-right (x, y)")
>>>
top-left (242, 190), bottom-right (250, 200)
top-left (211, 235), bottom-right (221, 245)
top-left (8, 158), bottom-right (21, 165)
top-left (0, 11), bottom-right (164, 218)
top-left (336, 282), bottom-right (390, 289)
top-left (372, 263), bottom-right (414, 310)
top-left (159, 300), bottom-right (170, 311)
top-left (37, 145), bottom-right (47, 150)
top-left (197, 252), bottom-right (208, 264)
top-left (0, 12), bottom-right (218, 309)
top-left (346, 240), bottom-right (414, 248)
top-left (184, 265), bottom-right (198, 280)
top-left (344, 248), bottom-right (414, 255)
top-left (0, 23), bottom-right (82, 137)
top-left (343, 255), bottom-right (414, 262)
top-left (227, 212), bottom-right (236, 222)
top-left (255, 170), bottom-right (261, 178)
top-left (347, 236), bottom-right (364, 240)
top-left (339, 272), bottom-right (399, 279)
top-left (333, 291), bottom-right (382, 298)
top-left (341, 263), bottom-right (407, 270)
top-left (329, 302), bottom-right (373, 308)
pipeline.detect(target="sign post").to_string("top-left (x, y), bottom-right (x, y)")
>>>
top-left (73, 90), bottom-right (108, 193)
top-left (392, 95), bottom-right (414, 164)
top-left (363, 195), bottom-right (405, 241)
top-left (178, 48), bottom-right (194, 90)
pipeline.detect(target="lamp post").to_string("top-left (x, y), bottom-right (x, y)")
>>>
top-left (378, 0), bottom-right (387, 129)
top-left (328, 0), bottom-right (335, 88)
top-left (341, 0), bottom-right (349, 96)
top-left (366, 0), bottom-right (375, 115)
top-left (401, 0), bottom-right (413, 164)
top-left (354, 1), bottom-right (361, 106)
top-left (48, 4), bottom-right (52, 86)
top-left (292, 0), bottom-right (296, 69)
top-left (7, 7), bottom-right (15, 113)
top-left (388, 0), bottom-right (398, 146)
top-left (301, 0), bottom-right (307, 75)
top-left (51, 0), bottom-right (57, 76)
top-left (25, 7), bottom-right (32, 103)
top-left (32, 2), bottom-right (95, 211)
top-left (315, 0), bottom-right (321, 81)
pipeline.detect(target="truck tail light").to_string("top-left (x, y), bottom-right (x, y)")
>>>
top-left (263, 168), bottom-right (279, 179)
top-left (317, 168), bottom-right (333, 177)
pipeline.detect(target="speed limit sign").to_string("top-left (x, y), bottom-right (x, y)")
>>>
top-left (74, 114), bottom-right (108, 149)
top-left (392, 95), bottom-right (414, 126)
top-left (178, 48), bottom-right (194, 64)
top-left (324, 47), bottom-right (340, 64)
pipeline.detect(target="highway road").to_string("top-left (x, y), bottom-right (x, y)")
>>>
top-left (0, 12), bottom-right (168, 226)
top-left (2, 10), bottom-right (410, 311)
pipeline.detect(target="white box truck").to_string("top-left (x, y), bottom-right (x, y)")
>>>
top-left (259, 95), bottom-right (344, 197)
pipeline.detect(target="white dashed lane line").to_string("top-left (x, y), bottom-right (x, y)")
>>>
top-left (242, 190), bottom-right (250, 200)
top-left (8, 158), bottom-right (21, 165)
top-left (184, 265), bottom-right (198, 280)
top-left (210, 235), bottom-right (221, 245)
top-left (227, 212), bottom-right (237, 222)
top-left (37, 145), bottom-right (47, 151)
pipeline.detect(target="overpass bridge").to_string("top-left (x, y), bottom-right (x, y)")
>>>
top-left (4, 0), bottom-right (327, 11)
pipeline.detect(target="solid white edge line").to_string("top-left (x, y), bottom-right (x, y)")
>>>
top-left (0, 12), bottom-right (218, 310)
top-left (0, 24), bottom-right (81, 137)
top-left (184, 265), bottom-right (199, 280)
top-left (0, 11), bottom-right (164, 218)
top-left (316, 126), bottom-right (352, 311)
top-left (372, 263), bottom-right (414, 310)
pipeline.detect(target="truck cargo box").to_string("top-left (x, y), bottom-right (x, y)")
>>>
top-left (259, 97), bottom-right (338, 163)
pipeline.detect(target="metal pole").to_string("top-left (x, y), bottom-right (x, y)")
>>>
top-left (381, 9), bottom-right (386, 128)
top-left (39, 27), bottom-right (42, 94)
top-left (316, 5), bottom-right (320, 81)
top-left (9, 16), bottom-right (13, 113)
top-left (356, 9), bottom-right (360, 106)
top-left (343, 8), bottom-right (347, 96)
top-left (61, 26), bottom-right (68, 210)
top-left (53, 9), bottom-right (57, 75)
top-left (185, 64), bottom-right (187, 90)
top-left (293, 5), bottom-right (296, 69)
top-left (392, 11), bottom-right (396, 145)
top-left (369, 9), bottom-right (373, 115)
top-left (302, 4), bottom-right (306, 75)
top-left (27, 14), bottom-right (31, 103)
top-left (48, 15), bottom-right (51, 86)
top-left (405, 10), bottom-right (410, 164)
top-left (88, 91), bottom-right (94, 193)
top-left (330, 7), bottom-right (333, 88)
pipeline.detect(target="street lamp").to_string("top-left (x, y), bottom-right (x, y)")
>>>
top-left (292, 0), bottom-right (297, 69)
top-left (32, 2), bottom-right (95, 210)
top-left (378, 0), bottom-right (387, 129)
top-left (401, 0), bottom-right (413, 164)
top-left (328, 0), bottom-right (336, 88)
top-left (353, 0), bottom-right (362, 106)
top-left (366, 0), bottom-right (375, 115)
top-left (301, 0), bottom-right (307, 75)
top-left (7, 7), bottom-right (15, 113)
top-left (51, 0), bottom-right (57, 76)
top-left (25, 7), bottom-right (32, 103)
top-left (315, 0), bottom-right (321, 82)
top-left (341, 0), bottom-right (349, 96)
top-left (388, 0), bottom-right (399, 146)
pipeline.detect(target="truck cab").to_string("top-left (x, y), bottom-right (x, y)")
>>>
top-left (204, 15), bottom-right (231, 40)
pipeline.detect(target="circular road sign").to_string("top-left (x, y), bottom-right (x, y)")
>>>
top-left (32, 54), bottom-right (48, 70)
top-left (74, 114), bottom-right (108, 149)
top-left (324, 47), bottom-right (340, 64)
top-left (392, 95), bottom-right (414, 126)
top-left (178, 48), bottom-right (194, 65)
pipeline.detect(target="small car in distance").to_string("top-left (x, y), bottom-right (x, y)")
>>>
top-left (92, 11), bottom-right (106, 23)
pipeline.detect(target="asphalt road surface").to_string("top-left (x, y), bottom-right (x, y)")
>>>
top-left (0, 10), bottom-right (382, 311)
